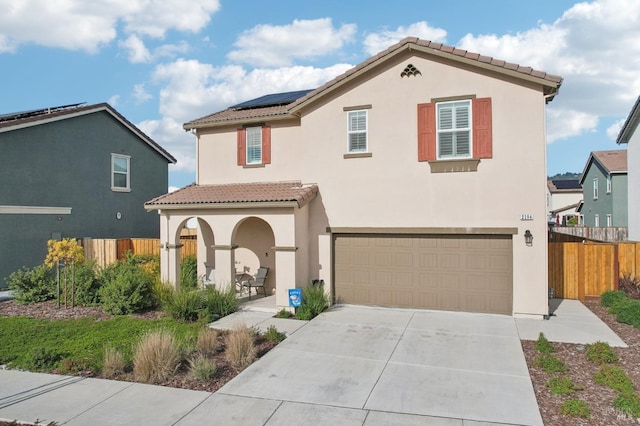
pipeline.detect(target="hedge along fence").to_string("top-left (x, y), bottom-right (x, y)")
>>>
top-left (548, 241), bottom-right (640, 300)
top-left (81, 238), bottom-right (197, 269)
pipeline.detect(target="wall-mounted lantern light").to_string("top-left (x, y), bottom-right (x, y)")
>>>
top-left (524, 230), bottom-right (533, 247)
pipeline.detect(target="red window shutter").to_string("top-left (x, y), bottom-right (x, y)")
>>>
top-left (473, 97), bottom-right (492, 159)
top-left (237, 128), bottom-right (246, 166)
top-left (262, 125), bottom-right (271, 164)
top-left (417, 103), bottom-right (436, 161)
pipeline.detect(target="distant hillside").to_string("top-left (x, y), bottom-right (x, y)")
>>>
top-left (548, 172), bottom-right (580, 180)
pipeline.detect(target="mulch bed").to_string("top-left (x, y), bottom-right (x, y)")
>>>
top-left (521, 299), bottom-right (640, 425)
top-left (0, 299), bottom-right (276, 394)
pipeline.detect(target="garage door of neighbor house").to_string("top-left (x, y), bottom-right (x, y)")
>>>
top-left (334, 234), bottom-right (513, 315)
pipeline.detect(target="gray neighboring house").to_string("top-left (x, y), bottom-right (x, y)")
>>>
top-left (617, 95), bottom-right (640, 241)
top-left (0, 103), bottom-right (176, 287)
top-left (578, 150), bottom-right (627, 227)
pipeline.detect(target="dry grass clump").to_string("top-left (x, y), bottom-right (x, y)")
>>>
top-left (102, 346), bottom-right (126, 378)
top-left (196, 327), bottom-right (219, 356)
top-left (133, 328), bottom-right (181, 383)
top-left (224, 323), bottom-right (256, 369)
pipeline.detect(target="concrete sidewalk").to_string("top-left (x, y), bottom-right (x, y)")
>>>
top-left (0, 299), bottom-right (629, 425)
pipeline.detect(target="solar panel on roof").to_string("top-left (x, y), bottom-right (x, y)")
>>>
top-left (0, 103), bottom-right (85, 123)
top-left (231, 89), bottom-right (313, 110)
top-left (552, 179), bottom-right (582, 190)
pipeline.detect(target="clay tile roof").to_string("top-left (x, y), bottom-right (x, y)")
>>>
top-left (145, 181), bottom-right (318, 209)
top-left (592, 150), bottom-right (627, 173)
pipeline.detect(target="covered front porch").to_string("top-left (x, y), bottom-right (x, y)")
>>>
top-left (145, 181), bottom-right (319, 309)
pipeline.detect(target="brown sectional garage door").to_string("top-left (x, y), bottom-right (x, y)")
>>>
top-left (334, 234), bottom-right (513, 315)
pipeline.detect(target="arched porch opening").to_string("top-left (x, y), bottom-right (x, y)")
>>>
top-left (232, 217), bottom-right (276, 296)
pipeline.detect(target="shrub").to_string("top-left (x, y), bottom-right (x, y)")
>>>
top-left (263, 325), bottom-right (286, 344)
top-left (546, 375), bottom-right (583, 395)
top-left (601, 290), bottom-right (628, 307)
top-left (225, 323), bottom-right (256, 369)
top-left (133, 329), bottom-right (181, 383)
top-left (594, 365), bottom-right (635, 394)
top-left (196, 328), bottom-right (220, 356)
top-left (99, 262), bottom-right (154, 315)
top-left (73, 261), bottom-right (101, 306)
top-left (162, 288), bottom-right (203, 323)
top-left (535, 333), bottom-right (554, 354)
top-left (180, 255), bottom-right (198, 291)
top-left (295, 305), bottom-right (313, 321)
top-left (276, 309), bottom-right (294, 318)
top-left (301, 281), bottom-right (329, 317)
top-left (203, 285), bottom-right (238, 321)
top-left (559, 399), bottom-right (590, 418)
top-left (7, 265), bottom-right (56, 304)
top-left (534, 354), bottom-right (567, 373)
top-left (586, 341), bottom-right (619, 365)
top-left (151, 281), bottom-right (174, 308)
top-left (619, 273), bottom-right (640, 299)
top-left (102, 346), bottom-right (126, 378)
top-left (613, 299), bottom-right (640, 328)
top-left (188, 354), bottom-right (217, 382)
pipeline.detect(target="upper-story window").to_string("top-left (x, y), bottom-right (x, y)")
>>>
top-left (593, 177), bottom-right (599, 199)
top-left (437, 100), bottom-right (471, 159)
top-left (606, 176), bottom-right (612, 193)
top-left (237, 125), bottom-right (271, 167)
top-left (347, 110), bottom-right (367, 153)
top-left (246, 127), bottom-right (262, 165)
top-left (111, 154), bottom-right (130, 192)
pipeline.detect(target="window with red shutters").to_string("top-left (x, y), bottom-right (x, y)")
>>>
top-left (237, 125), bottom-right (271, 166)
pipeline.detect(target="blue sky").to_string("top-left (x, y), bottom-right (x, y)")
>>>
top-left (1, 0), bottom-right (638, 189)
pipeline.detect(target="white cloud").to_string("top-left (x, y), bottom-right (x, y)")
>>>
top-left (607, 118), bottom-right (626, 141)
top-left (457, 0), bottom-right (640, 141)
top-left (108, 94), bottom-right (120, 106)
top-left (0, 0), bottom-right (220, 53)
top-left (227, 18), bottom-right (357, 67)
top-left (546, 108), bottom-right (598, 143)
top-left (132, 84), bottom-right (153, 103)
top-left (119, 35), bottom-right (151, 63)
top-left (363, 22), bottom-right (448, 55)
top-left (138, 117), bottom-right (195, 173)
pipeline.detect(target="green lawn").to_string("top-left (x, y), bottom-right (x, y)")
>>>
top-left (0, 316), bottom-right (200, 373)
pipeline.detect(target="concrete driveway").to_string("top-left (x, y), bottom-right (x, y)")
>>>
top-left (201, 306), bottom-right (542, 426)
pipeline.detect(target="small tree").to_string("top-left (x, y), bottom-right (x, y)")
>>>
top-left (44, 238), bottom-right (85, 308)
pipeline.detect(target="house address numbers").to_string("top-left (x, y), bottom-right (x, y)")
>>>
top-left (520, 214), bottom-right (534, 221)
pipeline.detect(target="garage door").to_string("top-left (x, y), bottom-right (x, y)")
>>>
top-left (334, 234), bottom-right (513, 315)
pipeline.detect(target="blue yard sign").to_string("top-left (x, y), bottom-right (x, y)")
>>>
top-left (288, 288), bottom-right (302, 307)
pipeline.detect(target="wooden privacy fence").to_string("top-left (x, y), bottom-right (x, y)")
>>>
top-left (548, 241), bottom-right (640, 300)
top-left (81, 238), bottom-right (197, 269)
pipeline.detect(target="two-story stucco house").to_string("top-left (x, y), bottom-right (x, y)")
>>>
top-left (547, 179), bottom-right (583, 225)
top-left (577, 150), bottom-right (628, 228)
top-left (617, 95), bottom-right (640, 241)
top-left (146, 38), bottom-right (562, 318)
top-left (0, 103), bottom-right (176, 285)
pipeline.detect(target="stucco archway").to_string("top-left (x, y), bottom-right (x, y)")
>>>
top-left (232, 217), bottom-right (276, 295)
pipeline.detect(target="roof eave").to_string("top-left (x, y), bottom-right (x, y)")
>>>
top-left (617, 96), bottom-right (640, 144)
top-left (183, 112), bottom-right (296, 131)
top-left (145, 200), bottom-right (302, 211)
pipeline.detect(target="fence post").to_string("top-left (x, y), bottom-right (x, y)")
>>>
top-left (614, 243), bottom-right (619, 291)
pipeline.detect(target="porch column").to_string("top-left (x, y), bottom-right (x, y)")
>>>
top-left (273, 247), bottom-right (297, 309)
top-left (212, 245), bottom-right (236, 290)
top-left (159, 211), bottom-right (181, 289)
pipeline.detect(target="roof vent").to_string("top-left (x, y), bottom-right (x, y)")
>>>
top-left (400, 64), bottom-right (421, 78)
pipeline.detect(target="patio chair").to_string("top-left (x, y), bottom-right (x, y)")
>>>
top-left (241, 267), bottom-right (268, 300)
top-left (200, 266), bottom-right (215, 288)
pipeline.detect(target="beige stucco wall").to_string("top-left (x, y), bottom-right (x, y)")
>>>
top-left (188, 49), bottom-right (554, 317)
top-left (628, 130), bottom-right (640, 241)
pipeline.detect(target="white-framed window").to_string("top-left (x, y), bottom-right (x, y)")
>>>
top-left (246, 126), bottom-right (262, 165)
top-left (594, 214), bottom-right (600, 227)
top-left (437, 100), bottom-right (472, 159)
top-left (579, 214), bottom-right (584, 225)
top-left (607, 214), bottom-right (612, 227)
top-left (347, 110), bottom-right (367, 153)
top-left (606, 176), bottom-right (612, 193)
top-left (111, 154), bottom-right (130, 192)
top-left (593, 177), bottom-right (599, 200)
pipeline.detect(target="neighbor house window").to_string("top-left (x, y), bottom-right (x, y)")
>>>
top-left (606, 176), bottom-right (612, 193)
top-left (593, 178), bottom-right (598, 199)
top-left (245, 127), bottom-right (262, 164)
top-left (607, 214), bottom-right (612, 227)
top-left (594, 214), bottom-right (600, 227)
top-left (111, 154), bottom-right (130, 192)
top-left (347, 110), bottom-right (367, 152)
top-left (437, 100), bottom-right (471, 159)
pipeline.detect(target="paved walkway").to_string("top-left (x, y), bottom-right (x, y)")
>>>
top-left (0, 299), bottom-right (627, 425)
